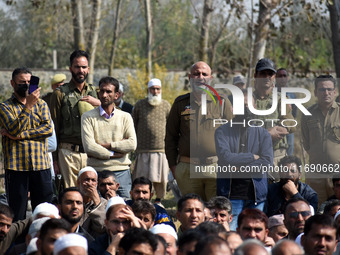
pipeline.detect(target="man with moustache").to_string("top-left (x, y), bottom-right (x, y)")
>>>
top-left (133, 78), bottom-right (171, 203)
top-left (50, 50), bottom-right (100, 188)
top-left (81, 76), bottom-right (136, 198)
top-left (165, 61), bottom-right (233, 201)
top-left (58, 187), bottom-right (94, 243)
top-left (267, 155), bottom-right (318, 217)
top-left (251, 59), bottom-right (295, 167)
top-left (301, 75), bottom-right (340, 205)
top-left (0, 67), bottom-right (53, 221)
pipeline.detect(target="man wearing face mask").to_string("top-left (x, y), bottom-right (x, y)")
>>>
top-left (165, 61), bottom-right (233, 201)
top-left (132, 78), bottom-right (171, 203)
top-left (215, 89), bottom-right (273, 230)
top-left (0, 67), bottom-right (54, 221)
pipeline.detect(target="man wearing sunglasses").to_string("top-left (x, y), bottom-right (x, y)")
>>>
top-left (283, 197), bottom-right (311, 241)
top-left (266, 155), bottom-right (318, 217)
top-left (301, 75), bottom-right (340, 206)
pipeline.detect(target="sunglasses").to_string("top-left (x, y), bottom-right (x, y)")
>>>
top-left (289, 211), bottom-right (311, 219)
top-left (318, 88), bottom-right (335, 92)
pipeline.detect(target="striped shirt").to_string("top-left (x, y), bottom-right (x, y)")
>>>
top-left (0, 95), bottom-right (52, 171)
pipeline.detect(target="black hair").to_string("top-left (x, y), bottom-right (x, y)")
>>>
top-left (304, 214), bottom-right (336, 237)
top-left (283, 197), bottom-right (310, 216)
top-left (98, 170), bottom-right (117, 182)
top-left (178, 229), bottom-right (202, 253)
top-left (98, 76), bottom-right (119, 93)
top-left (39, 218), bottom-right (71, 240)
top-left (195, 221), bottom-right (228, 239)
top-left (194, 235), bottom-right (230, 255)
top-left (12, 67), bottom-right (32, 80)
top-left (324, 200), bottom-right (340, 216)
top-left (70, 50), bottom-right (89, 66)
top-left (332, 174), bottom-right (340, 185)
top-left (314, 74), bottom-right (336, 90)
top-left (155, 235), bottom-right (167, 255)
top-left (131, 200), bottom-right (156, 221)
top-left (177, 193), bottom-right (204, 212)
top-left (278, 155), bottom-right (302, 173)
top-left (132, 177), bottom-right (152, 193)
top-left (58, 187), bottom-right (83, 205)
top-left (118, 227), bottom-right (158, 252)
top-left (0, 204), bottom-right (14, 219)
top-left (238, 208), bottom-right (268, 229)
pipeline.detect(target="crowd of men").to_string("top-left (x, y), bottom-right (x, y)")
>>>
top-left (0, 49), bottom-right (339, 255)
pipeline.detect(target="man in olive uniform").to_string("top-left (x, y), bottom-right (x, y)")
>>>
top-left (50, 50), bottom-right (101, 188)
top-left (252, 58), bottom-right (295, 169)
top-left (165, 61), bottom-right (233, 201)
top-left (301, 75), bottom-right (340, 205)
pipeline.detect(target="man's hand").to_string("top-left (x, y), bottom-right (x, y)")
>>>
top-left (268, 126), bottom-right (289, 141)
top-left (100, 143), bottom-right (111, 150)
top-left (104, 189), bottom-right (117, 200)
top-left (53, 161), bottom-right (60, 175)
top-left (25, 87), bottom-right (41, 110)
top-left (282, 180), bottom-right (299, 198)
top-left (110, 153), bottom-right (125, 159)
top-left (1, 128), bottom-right (21, 140)
top-left (79, 95), bottom-right (101, 106)
top-left (264, 236), bottom-right (275, 248)
top-left (106, 232), bottom-right (124, 254)
top-left (120, 207), bottom-right (145, 229)
top-left (254, 154), bottom-right (260, 160)
top-left (170, 165), bottom-right (177, 179)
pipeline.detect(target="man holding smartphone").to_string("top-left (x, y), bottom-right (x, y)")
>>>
top-left (0, 67), bottom-right (54, 221)
top-left (50, 50), bottom-right (100, 188)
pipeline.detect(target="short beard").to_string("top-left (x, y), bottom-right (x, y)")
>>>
top-left (148, 92), bottom-right (162, 106)
top-left (61, 211), bottom-right (82, 225)
top-left (71, 71), bottom-right (88, 84)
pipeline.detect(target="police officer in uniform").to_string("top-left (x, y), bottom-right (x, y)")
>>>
top-left (301, 75), bottom-right (340, 205)
top-left (50, 50), bottom-right (100, 188)
top-left (251, 58), bottom-right (295, 171)
top-left (165, 61), bottom-right (233, 201)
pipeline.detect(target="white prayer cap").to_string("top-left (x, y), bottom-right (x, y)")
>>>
top-left (53, 233), bottom-right (87, 255)
top-left (32, 202), bottom-right (59, 220)
top-left (119, 83), bottom-right (124, 92)
top-left (334, 210), bottom-right (340, 220)
top-left (78, 166), bottom-right (97, 178)
top-left (29, 217), bottom-right (50, 237)
top-left (150, 224), bottom-right (178, 240)
top-left (26, 237), bottom-right (38, 255)
top-left (148, 78), bottom-right (162, 88)
top-left (105, 196), bottom-right (126, 213)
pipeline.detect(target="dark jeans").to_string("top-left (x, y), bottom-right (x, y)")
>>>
top-left (5, 169), bottom-right (53, 221)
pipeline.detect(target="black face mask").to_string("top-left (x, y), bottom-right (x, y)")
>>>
top-left (15, 83), bottom-right (28, 97)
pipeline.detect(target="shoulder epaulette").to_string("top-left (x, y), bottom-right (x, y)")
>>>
top-left (174, 93), bottom-right (190, 102)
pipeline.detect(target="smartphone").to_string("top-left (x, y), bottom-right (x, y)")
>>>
top-left (29, 76), bottom-right (40, 94)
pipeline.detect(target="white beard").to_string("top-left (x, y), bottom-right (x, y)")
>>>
top-left (148, 92), bottom-right (162, 106)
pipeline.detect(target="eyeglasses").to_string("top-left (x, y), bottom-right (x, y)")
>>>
top-left (289, 211), bottom-right (311, 219)
top-left (318, 88), bottom-right (335, 92)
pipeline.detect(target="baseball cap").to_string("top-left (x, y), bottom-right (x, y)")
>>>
top-left (268, 214), bottom-right (284, 229)
top-left (233, 75), bottom-right (245, 85)
top-left (255, 58), bottom-right (276, 73)
top-left (51, 74), bottom-right (66, 85)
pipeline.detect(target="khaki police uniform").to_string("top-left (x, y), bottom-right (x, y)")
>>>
top-left (165, 93), bottom-right (233, 201)
top-left (252, 91), bottom-right (296, 168)
top-left (301, 101), bottom-right (340, 204)
top-left (50, 80), bottom-right (98, 187)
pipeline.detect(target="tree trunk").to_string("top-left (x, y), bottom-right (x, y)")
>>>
top-left (71, 0), bottom-right (85, 51)
top-left (87, 0), bottom-right (102, 84)
top-left (144, 0), bottom-right (152, 77)
top-left (109, 0), bottom-right (122, 76)
top-left (328, 0), bottom-right (340, 83)
top-left (199, 0), bottom-right (213, 62)
top-left (252, 0), bottom-right (273, 66)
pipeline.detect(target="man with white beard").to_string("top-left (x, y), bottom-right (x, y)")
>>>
top-left (132, 78), bottom-right (171, 203)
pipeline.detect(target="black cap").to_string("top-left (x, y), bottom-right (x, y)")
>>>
top-left (255, 58), bottom-right (276, 73)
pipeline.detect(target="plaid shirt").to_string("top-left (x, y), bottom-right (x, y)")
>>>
top-left (0, 95), bottom-right (52, 171)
